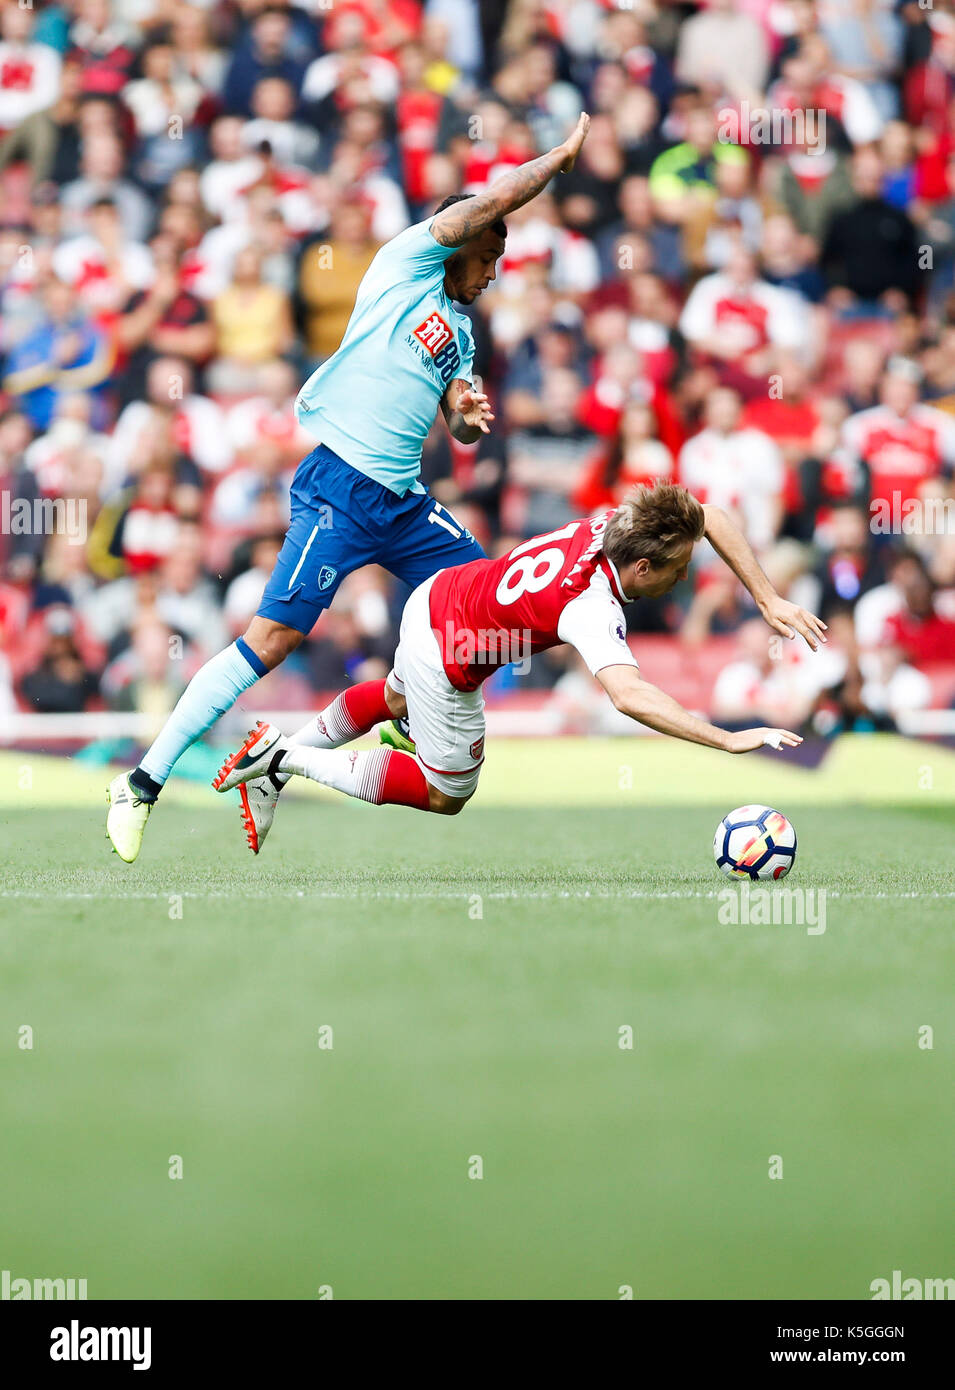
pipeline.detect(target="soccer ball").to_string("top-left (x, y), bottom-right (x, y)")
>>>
top-left (713, 805), bottom-right (797, 881)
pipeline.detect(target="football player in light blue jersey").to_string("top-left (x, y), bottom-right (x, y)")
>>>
top-left (294, 217), bottom-right (483, 496)
top-left (106, 113), bottom-right (592, 863)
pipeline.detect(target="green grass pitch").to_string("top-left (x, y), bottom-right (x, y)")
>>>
top-left (1, 741), bottom-right (953, 1299)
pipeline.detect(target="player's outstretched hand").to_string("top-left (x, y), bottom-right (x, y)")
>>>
top-left (760, 596), bottom-right (828, 652)
top-left (727, 727), bottom-right (804, 754)
top-left (558, 112), bottom-right (591, 172)
top-left (457, 388), bottom-right (495, 434)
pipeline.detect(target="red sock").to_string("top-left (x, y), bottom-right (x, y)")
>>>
top-left (363, 747), bottom-right (431, 810)
top-left (281, 744), bottom-right (433, 809)
top-left (317, 678), bottom-right (392, 743)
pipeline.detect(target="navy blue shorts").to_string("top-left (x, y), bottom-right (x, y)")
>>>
top-left (257, 443), bottom-right (486, 635)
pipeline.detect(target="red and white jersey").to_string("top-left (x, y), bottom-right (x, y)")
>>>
top-left (785, 150), bottom-right (838, 194)
top-left (109, 398), bottom-right (233, 479)
top-left (628, 317), bottom-right (676, 384)
top-left (496, 217), bottom-right (600, 295)
top-left (768, 74), bottom-right (883, 147)
top-left (199, 155), bottom-right (265, 223)
top-left (0, 41), bottom-right (61, 129)
top-left (226, 396), bottom-right (312, 455)
top-left (52, 235), bottom-right (154, 315)
top-left (841, 404), bottom-right (955, 505)
top-left (679, 271), bottom-right (808, 359)
top-left (301, 50), bottom-right (400, 106)
top-left (812, 76), bottom-right (883, 147)
top-left (428, 513), bottom-right (639, 692)
top-left (679, 426), bottom-right (784, 552)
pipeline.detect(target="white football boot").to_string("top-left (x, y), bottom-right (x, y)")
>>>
top-left (215, 723), bottom-right (295, 855)
top-left (236, 776), bottom-right (282, 855)
top-left (213, 721), bottom-right (289, 795)
top-left (106, 772), bottom-right (154, 863)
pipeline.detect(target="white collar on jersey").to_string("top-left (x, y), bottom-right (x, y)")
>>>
top-left (601, 553), bottom-right (629, 604)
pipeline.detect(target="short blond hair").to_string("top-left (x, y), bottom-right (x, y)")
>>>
top-left (603, 481), bottom-right (705, 570)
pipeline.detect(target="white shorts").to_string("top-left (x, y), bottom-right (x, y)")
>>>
top-left (388, 573), bottom-right (485, 800)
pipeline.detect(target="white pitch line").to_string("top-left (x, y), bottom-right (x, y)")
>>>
top-left (1, 889), bottom-right (954, 903)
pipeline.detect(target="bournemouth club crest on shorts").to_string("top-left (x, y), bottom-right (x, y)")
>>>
top-left (469, 737), bottom-right (485, 762)
top-left (317, 565), bottom-right (337, 592)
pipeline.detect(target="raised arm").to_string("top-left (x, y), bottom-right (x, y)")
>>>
top-left (430, 113), bottom-right (591, 248)
top-left (702, 503), bottom-right (827, 651)
top-left (597, 664), bottom-right (802, 754)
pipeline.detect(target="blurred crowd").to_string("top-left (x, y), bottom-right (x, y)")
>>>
top-left (2, 0), bottom-right (955, 735)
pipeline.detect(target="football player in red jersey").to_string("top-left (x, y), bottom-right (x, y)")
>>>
top-left (213, 483), bottom-right (827, 828)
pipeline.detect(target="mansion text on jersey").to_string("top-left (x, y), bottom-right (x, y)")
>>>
top-left (1, 492), bottom-right (87, 545)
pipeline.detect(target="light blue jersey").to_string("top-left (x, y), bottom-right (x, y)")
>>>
top-left (295, 217), bottom-right (476, 497)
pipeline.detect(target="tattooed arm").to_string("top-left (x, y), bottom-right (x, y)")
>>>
top-left (441, 379), bottom-right (495, 443)
top-left (431, 113), bottom-right (591, 248)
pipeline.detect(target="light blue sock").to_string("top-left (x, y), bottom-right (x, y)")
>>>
top-left (139, 638), bottom-right (268, 786)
